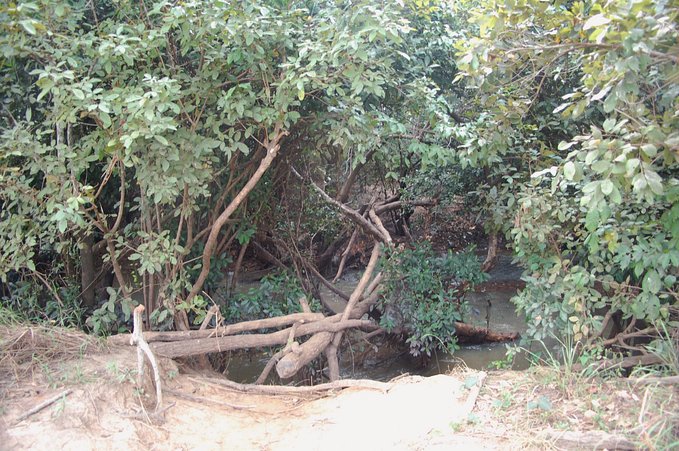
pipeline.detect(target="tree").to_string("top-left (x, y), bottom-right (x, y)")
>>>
top-left (454, 0), bottom-right (678, 360)
top-left (1, 0), bottom-right (499, 378)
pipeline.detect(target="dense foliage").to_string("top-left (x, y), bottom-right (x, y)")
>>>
top-left (455, 0), bottom-right (678, 351)
top-left (0, 0), bottom-right (459, 332)
top-left (1, 0), bottom-right (676, 367)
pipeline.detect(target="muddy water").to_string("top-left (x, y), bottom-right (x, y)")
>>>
top-left (224, 256), bottom-right (528, 383)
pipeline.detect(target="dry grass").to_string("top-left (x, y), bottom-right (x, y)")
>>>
top-left (466, 367), bottom-right (679, 450)
top-left (0, 324), bottom-right (101, 393)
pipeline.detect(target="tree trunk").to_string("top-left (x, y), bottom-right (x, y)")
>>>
top-left (80, 233), bottom-right (96, 308)
top-left (481, 233), bottom-right (498, 272)
top-left (184, 125), bottom-right (286, 322)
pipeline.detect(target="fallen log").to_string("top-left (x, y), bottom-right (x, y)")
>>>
top-left (150, 319), bottom-right (377, 358)
top-left (277, 332), bottom-right (333, 379)
top-left (108, 312), bottom-right (325, 345)
top-left (453, 322), bottom-right (519, 344)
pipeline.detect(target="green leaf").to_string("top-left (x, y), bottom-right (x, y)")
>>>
top-left (603, 92), bottom-right (617, 113)
top-left (643, 270), bottom-right (661, 294)
top-left (19, 20), bottom-right (36, 35)
top-left (563, 161), bottom-right (575, 180)
top-left (585, 209), bottom-right (600, 232)
top-left (154, 135), bottom-right (169, 146)
top-left (558, 141), bottom-right (575, 151)
top-left (602, 118), bottom-right (616, 132)
top-left (100, 112), bottom-right (112, 129)
top-left (583, 14), bottom-right (610, 30)
top-left (641, 144), bottom-right (657, 158)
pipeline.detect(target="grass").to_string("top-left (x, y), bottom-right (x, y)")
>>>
top-left (468, 367), bottom-right (679, 450)
top-left (0, 320), bottom-right (100, 397)
top-left (474, 328), bottom-right (679, 450)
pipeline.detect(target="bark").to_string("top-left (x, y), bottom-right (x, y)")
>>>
top-left (291, 166), bottom-right (386, 243)
top-left (276, 331), bottom-right (333, 379)
top-left (257, 322), bottom-right (300, 383)
top-left (131, 305), bottom-right (163, 411)
top-left (251, 240), bottom-right (287, 270)
top-left (108, 312), bottom-right (325, 344)
top-left (231, 241), bottom-right (249, 290)
top-left (374, 198), bottom-right (437, 215)
top-left (149, 319), bottom-right (377, 359)
top-left (336, 149), bottom-right (376, 204)
top-left (369, 208), bottom-right (392, 244)
top-left (325, 245), bottom-right (381, 381)
top-left (332, 228), bottom-right (358, 282)
top-left (316, 230), bottom-right (348, 271)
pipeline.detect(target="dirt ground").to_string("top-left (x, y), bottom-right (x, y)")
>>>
top-left (1, 327), bottom-right (677, 450)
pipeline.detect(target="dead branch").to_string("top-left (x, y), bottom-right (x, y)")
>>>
top-left (374, 198), bottom-right (437, 215)
top-left (303, 261), bottom-right (351, 302)
top-left (131, 305), bottom-right (163, 411)
top-left (453, 322), bottom-right (520, 344)
top-left (629, 375), bottom-right (679, 385)
top-left (291, 166), bottom-right (386, 242)
top-left (150, 318), bottom-right (377, 359)
top-left (325, 245), bottom-right (382, 381)
top-left (108, 312), bottom-right (325, 344)
top-left (602, 326), bottom-right (658, 347)
top-left (369, 208), bottom-right (392, 244)
top-left (590, 354), bottom-right (663, 372)
top-left (277, 331), bottom-right (333, 379)
top-left (199, 305), bottom-right (220, 331)
top-left (257, 322), bottom-right (301, 384)
top-left (333, 227), bottom-right (359, 283)
top-left (16, 389), bottom-right (73, 423)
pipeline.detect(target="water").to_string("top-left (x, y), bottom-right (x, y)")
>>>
top-left (216, 258), bottom-right (528, 383)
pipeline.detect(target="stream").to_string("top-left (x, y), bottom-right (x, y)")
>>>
top-left (220, 254), bottom-right (528, 383)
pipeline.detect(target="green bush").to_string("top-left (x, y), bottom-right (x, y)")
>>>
top-left (378, 243), bottom-right (487, 356)
top-left (225, 272), bottom-right (321, 324)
